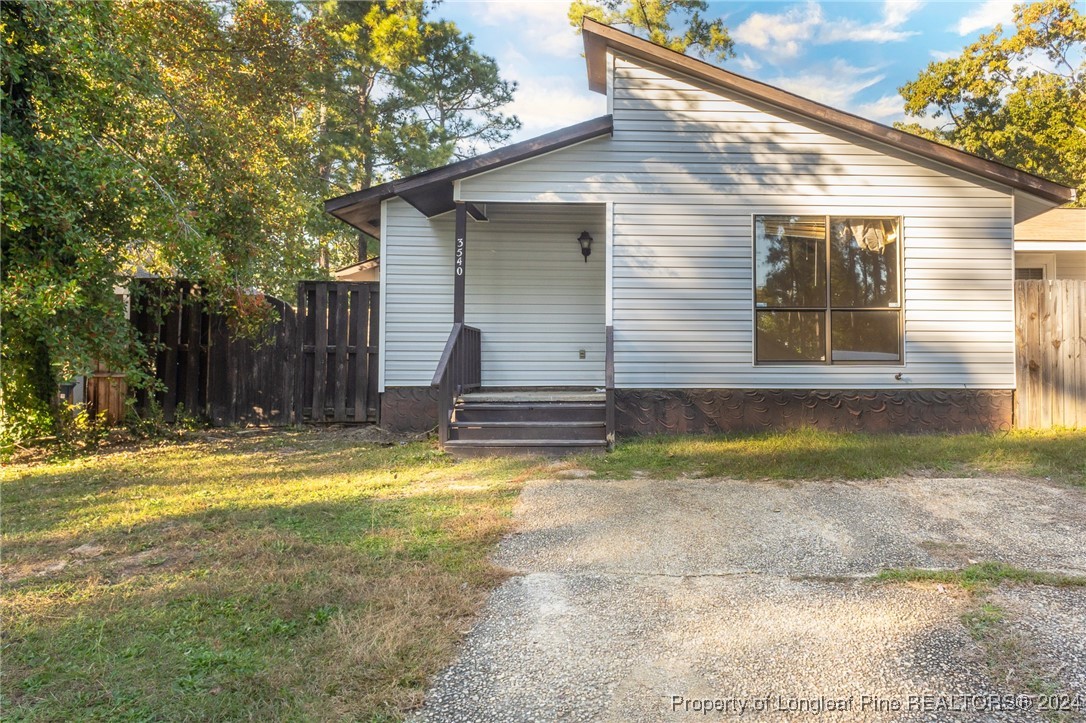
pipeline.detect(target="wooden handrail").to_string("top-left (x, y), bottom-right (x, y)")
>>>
top-left (432, 322), bottom-right (465, 387)
top-left (432, 323), bottom-right (482, 446)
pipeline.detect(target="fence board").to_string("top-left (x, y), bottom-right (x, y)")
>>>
top-left (352, 286), bottom-right (368, 421)
top-left (181, 290), bottom-right (202, 414)
top-left (1015, 280), bottom-right (1086, 429)
top-left (161, 292), bottom-right (181, 421)
top-left (312, 283), bottom-right (329, 421)
top-left (334, 287), bottom-right (349, 421)
top-left (205, 313), bottom-right (227, 425)
top-left (367, 284), bottom-right (380, 419)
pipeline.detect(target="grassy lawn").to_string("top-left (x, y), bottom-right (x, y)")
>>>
top-left (584, 428), bottom-right (1086, 484)
top-left (2, 429), bottom-right (539, 721)
top-left (3, 426), bottom-right (1083, 721)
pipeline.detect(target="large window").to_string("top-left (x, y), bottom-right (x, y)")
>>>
top-left (754, 215), bottom-right (901, 364)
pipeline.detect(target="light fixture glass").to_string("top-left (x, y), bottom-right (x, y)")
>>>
top-left (578, 231), bottom-right (593, 262)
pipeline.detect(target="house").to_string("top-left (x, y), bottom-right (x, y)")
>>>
top-left (324, 19), bottom-right (1077, 452)
top-left (334, 257), bottom-right (381, 282)
top-left (1013, 208), bottom-right (1085, 280)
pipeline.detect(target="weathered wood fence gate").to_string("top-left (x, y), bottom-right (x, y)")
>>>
top-left (1014, 280), bottom-right (1085, 429)
top-left (132, 280), bottom-right (379, 426)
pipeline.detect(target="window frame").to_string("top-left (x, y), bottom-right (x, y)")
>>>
top-left (751, 214), bottom-right (905, 366)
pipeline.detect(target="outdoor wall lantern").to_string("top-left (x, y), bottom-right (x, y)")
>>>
top-left (578, 231), bottom-right (593, 262)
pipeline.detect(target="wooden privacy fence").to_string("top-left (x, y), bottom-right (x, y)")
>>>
top-left (296, 281), bottom-right (380, 424)
top-left (132, 279), bottom-right (379, 426)
top-left (1014, 280), bottom-right (1085, 429)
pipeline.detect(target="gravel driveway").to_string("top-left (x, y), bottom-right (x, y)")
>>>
top-left (415, 476), bottom-right (1086, 722)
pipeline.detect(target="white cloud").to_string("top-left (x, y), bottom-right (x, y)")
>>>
top-left (882, 0), bottom-right (924, 27)
top-left (503, 74), bottom-right (605, 139)
top-left (855, 94), bottom-right (905, 122)
top-left (476, 0), bottom-right (580, 57)
top-left (734, 0), bottom-right (921, 59)
top-left (956, 0), bottom-right (1015, 36)
top-left (820, 0), bottom-right (923, 43)
top-left (735, 53), bottom-right (762, 73)
top-left (929, 49), bottom-right (955, 61)
top-left (733, 2), bottom-right (822, 59)
top-left (768, 59), bottom-right (885, 107)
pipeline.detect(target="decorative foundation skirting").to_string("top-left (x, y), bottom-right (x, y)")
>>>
top-left (615, 389), bottom-right (1013, 435)
top-left (380, 387), bottom-right (438, 432)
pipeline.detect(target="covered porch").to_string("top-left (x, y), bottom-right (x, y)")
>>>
top-left (431, 201), bottom-right (613, 453)
top-left (323, 117), bottom-right (617, 452)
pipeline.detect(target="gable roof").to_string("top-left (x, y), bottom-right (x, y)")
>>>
top-left (324, 115), bottom-right (614, 234)
top-left (324, 20), bottom-right (1075, 234)
top-left (581, 17), bottom-right (1075, 205)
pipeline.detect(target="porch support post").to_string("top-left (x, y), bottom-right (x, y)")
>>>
top-left (454, 201), bottom-right (467, 323)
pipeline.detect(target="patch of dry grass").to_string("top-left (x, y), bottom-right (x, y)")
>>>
top-left (1, 429), bottom-right (543, 721)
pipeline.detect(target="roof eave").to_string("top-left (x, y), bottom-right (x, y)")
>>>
top-left (323, 115), bottom-right (615, 232)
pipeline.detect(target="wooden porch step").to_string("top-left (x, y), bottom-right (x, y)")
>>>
top-left (443, 388), bottom-right (610, 456)
top-left (453, 402), bottom-right (605, 424)
top-left (449, 420), bottom-right (606, 442)
top-left (444, 438), bottom-right (607, 457)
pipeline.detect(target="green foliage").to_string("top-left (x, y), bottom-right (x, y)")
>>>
top-left (0, 400), bottom-right (111, 459)
top-left (569, 0), bottom-right (733, 60)
top-left (1, 0), bottom-right (161, 443)
top-left (896, 0), bottom-right (1085, 203)
top-left (1, 0), bottom-right (519, 441)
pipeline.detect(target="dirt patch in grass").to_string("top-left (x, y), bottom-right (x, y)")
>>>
top-left (1, 429), bottom-right (543, 721)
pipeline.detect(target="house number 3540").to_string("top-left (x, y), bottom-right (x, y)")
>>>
top-left (455, 236), bottom-right (465, 275)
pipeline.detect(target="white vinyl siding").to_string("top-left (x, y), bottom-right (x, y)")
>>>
top-left (456, 54), bottom-right (1017, 390)
top-left (382, 198), bottom-right (453, 388)
top-left (1054, 251), bottom-right (1086, 280)
top-left (381, 201), bottom-right (605, 388)
top-left (467, 204), bottom-right (605, 386)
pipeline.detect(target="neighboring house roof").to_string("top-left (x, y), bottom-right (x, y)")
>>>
top-left (334, 257), bottom-right (381, 280)
top-left (1014, 208), bottom-right (1086, 241)
top-left (325, 20), bottom-right (1075, 235)
top-left (581, 18), bottom-right (1074, 205)
top-left (324, 116), bottom-right (615, 234)
top-left (1014, 207), bottom-right (1086, 252)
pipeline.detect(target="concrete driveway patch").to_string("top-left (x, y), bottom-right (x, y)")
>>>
top-left (415, 477), bottom-right (1086, 722)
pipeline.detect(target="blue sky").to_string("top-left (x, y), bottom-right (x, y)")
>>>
top-left (436, 0), bottom-right (1030, 142)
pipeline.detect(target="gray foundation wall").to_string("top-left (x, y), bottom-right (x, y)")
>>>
top-left (381, 387), bottom-right (1014, 435)
top-left (615, 389), bottom-right (1014, 435)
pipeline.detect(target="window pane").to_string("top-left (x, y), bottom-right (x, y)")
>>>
top-left (829, 218), bottom-right (899, 307)
top-left (755, 216), bottom-right (826, 307)
top-left (757, 311), bottom-right (826, 362)
top-left (831, 311), bottom-right (900, 362)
